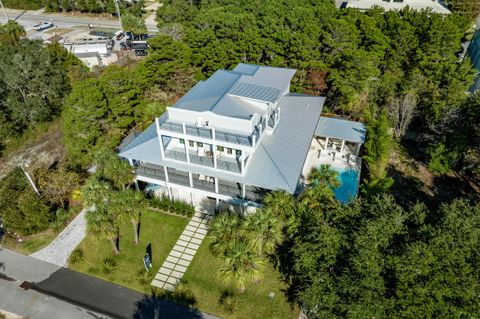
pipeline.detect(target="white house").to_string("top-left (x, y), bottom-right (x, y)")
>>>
top-left (337, 0), bottom-right (451, 14)
top-left (118, 64), bottom-right (366, 210)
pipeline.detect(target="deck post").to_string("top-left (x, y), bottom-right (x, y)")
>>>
top-left (325, 137), bottom-right (329, 150)
top-left (155, 118), bottom-right (165, 158)
top-left (340, 140), bottom-right (345, 154)
top-left (189, 172), bottom-right (193, 188)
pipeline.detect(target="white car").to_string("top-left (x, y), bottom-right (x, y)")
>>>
top-left (33, 22), bottom-right (54, 31)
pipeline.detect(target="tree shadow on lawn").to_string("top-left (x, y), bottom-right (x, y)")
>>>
top-left (133, 287), bottom-right (203, 319)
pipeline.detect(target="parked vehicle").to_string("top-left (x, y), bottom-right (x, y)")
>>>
top-left (116, 32), bottom-right (125, 41)
top-left (134, 49), bottom-right (147, 56)
top-left (33, 22), bottom-right (53, 31)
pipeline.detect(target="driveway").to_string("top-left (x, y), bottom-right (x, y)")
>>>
top-left (31, 208), bottom-right (88, 267)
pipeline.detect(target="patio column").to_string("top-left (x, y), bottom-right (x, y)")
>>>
top-left (340, 140), bottom-right (345, 154)
top-left (163, 167), bottom-right (172, 199)
top-left (213, 145), bottom-right (218, 169)
top-left (188, 172), bottom-right (193, 188)
top-left (185, 141), bottom-right (190, 163)
top-left (214, 177), bottom-right (219, 194)
top-left (242, 184), bottom-right (246, 199)
top-left (325, 137), bottom-right (329, 150)
top-left (212, 127), bottom-right (216, 141)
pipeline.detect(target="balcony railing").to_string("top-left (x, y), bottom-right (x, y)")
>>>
top-left (135, 164), bottom-right (166, 181)
top-left (217, 158), bottom-right (241, 174)
top-left (166, 168), bottom-right (190, 186)
top-left (165, 149), bottom-right (187, 162)
top-left (159, 122), bottom-right (183, 133)
top-left (218, 180), bottom-right (242, 198)
top-left (159, 120), bottom-right (266, 148)
top-left (192, 177), bottom-right (216, 192)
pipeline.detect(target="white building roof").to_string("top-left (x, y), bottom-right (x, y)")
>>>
top-left (315, 117), bottom-right (366, 143)
top-left (342, 0), bottom-right (450, 14)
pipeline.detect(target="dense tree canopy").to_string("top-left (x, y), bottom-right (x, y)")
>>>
top-left (266, 187), bottom-right (480, 318)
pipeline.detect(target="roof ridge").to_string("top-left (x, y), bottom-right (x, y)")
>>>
top-left (259, 142), bottom-right (295, 193)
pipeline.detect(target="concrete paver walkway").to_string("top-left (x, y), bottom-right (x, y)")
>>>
top-left (152, 211), bottom-right (212, 290)
top-left (30, 208), bottom-right (88, 267)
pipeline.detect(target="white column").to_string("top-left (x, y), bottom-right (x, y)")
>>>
top-left (155, 118), bottom-right (165, 158)
top-left (215, 177), bottom-right (219, 194)
top-left (242, 184), bottom-right (246, 199)
top-left (188, 172), bottom-right (193, 188)
top-left (164, 166), bottom-right (169, 182)
top-left (325, 137), bottom-right (329, 150)
top-left (340, 140), bottom-right (345, 154)
top-left (185, 140), bottom-right (190, 163)
top-left (212, 127), bottom-right (216, 141)
top-left (241, 155), bottom-right (246, 174)
top-left (213, 145), bottom-right (218, 169)
top-left (252, 134), bottom-right (256, 148)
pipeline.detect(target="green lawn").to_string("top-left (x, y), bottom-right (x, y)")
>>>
top-left (70, 210), bottom-right (297, 318)
top-left (182, 238), bottom-right (299, 319)
top-left (70, 210), bottom-right (188, 293)
top-left (2, 230), bottom-right (58, 255)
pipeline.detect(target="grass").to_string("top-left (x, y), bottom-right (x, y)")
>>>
top-left (70, 210), bottom-right (188, 293)
top-left (1, 205), bottom-right (83, 255)
top-left (182, 238), bottom-right (299, 319)
top-left (2, 230), bottom-right (57, 255)
top-left (69, 210), bottom-right (297, 318)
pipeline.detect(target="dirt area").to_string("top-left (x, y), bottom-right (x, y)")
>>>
top-left (0, 122), bottom-right (65, 180)
top-left (388, 142), bottom-right (479, 209)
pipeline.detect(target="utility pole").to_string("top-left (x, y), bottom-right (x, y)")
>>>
top-left (20, 163), bottom-right (40, 196)
top-left (114, 0), bottom-right (122, 29)
top-left (0, 0), bottom-right (9, 21)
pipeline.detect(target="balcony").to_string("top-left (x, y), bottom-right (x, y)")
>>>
top-left (166, 168), bottom-right (190, 186)
top-left (218, 180), bottom-right (243, 198)
top-left (192, 174), bottom-right (216, 192)
top-left (135, 163), bottom-right (166, 181)
top-left (165, 149), bottom-right (187, 162)
top-left (159, 120), bottom-right (266, 148)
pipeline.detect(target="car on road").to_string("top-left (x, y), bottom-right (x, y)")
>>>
top-left (33, 22), bottom-right (54, 31)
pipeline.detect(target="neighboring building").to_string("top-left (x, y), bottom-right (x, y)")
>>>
top-left (467, 29), bottom-right (480, 92)
top-left (337, 0), bottom-right (451, 14)
top-left (64, 40), bottom-right (113, 68)
top-left (119, 64), bottom-right (366, 211)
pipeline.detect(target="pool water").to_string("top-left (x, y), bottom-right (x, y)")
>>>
top-left (332, 167), bottom-right (360, 204)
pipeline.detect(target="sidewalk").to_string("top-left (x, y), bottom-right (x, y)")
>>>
top-left (31, 208), bottom-right (88, 267)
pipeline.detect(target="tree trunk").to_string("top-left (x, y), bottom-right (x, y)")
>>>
top-left (110, 238), bottom-right (120, 255)
top-left (132, 221), bottom-right (139, 245)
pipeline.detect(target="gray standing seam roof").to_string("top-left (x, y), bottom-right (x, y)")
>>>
top-left (314, 117), bottom-right (366, 143)
top-left (228, 82), bottom-right (281, 103)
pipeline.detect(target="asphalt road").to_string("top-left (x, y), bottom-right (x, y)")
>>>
top-left (0, 8), bottom-right (158, 33)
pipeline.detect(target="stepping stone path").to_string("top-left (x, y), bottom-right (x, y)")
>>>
top-left (151, 211), bottom-right (212, 291)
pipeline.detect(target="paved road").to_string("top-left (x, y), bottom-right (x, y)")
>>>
top-left (0, 8), bottom-right (158, 33)
top-left (0, 248), bottom-right (221, 319)
top-left (0, 248), bottom-right (109, 319)
top-left (31, 208), bottom-right (88, 267)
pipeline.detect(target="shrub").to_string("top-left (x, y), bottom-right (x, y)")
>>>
top-left (101, 257), bottom-right (117, 274)
top-left (426, 141), bottom-right (458, 175)
top-left (218, 289), bottom-right (237, 314)
top-left (68, 248), bottom-right (84, 265)
top-left (136, 269), bottom-right (154, 285)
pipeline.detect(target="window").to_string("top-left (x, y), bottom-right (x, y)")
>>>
top-left (179, 138), bottom-right (185, 144)
top-left (227, 148), bottom-right (232, 155)
top-left (236, 150), bottom-right (242, 156)
top-left (189, 141), bottom-right (194, 147)
top-left (197, 142), bottom-right (203, 147)
top-left (217, 146), bottom-right (224, 152)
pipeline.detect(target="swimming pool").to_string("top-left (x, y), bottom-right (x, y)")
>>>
top-left (332, 167), bottom-right (360, 204)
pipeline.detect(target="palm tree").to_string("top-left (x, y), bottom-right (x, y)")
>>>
top-left (81, 175), bottom-right (112, 208)
top-left (242, 209), bottom-right (283, 257)
top-left (220, 240), bottom-right (263, 293)
top-left (264, 190), bottom-right (295, 218)
top-left (93, 148), bottom-right (134, 190)
top-left (208, 211), bottom-right (241, 256)
top-left (307, 164), bottom-right (340, 189)
top-left (86, 207), bottom-right (120, 254)
top-left (112, 189), bottom-right (146, 245)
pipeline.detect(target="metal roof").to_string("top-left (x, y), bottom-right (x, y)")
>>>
top-left (229, 82), bottom-right (280, 103)
top-left (211, 95), bottom-right (267, 120)
top-left (315, 117), bottom-right (366, 143)
top-left (172, 64), bottom-right (296, 115)
top-left (119, 94), bottom-right (325, 193)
